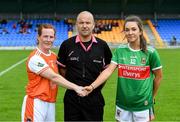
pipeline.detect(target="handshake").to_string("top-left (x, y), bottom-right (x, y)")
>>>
top-left (74, 84), bottom-right (95, 97)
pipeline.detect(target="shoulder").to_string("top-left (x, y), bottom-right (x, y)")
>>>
top-left (94, 37), bottom-right (111, 50)
top-left (147, 46), bottom-right (156, 53)
top-left (95, 37), bottom-right (107, 44)
top-left (50, 51), bottom-right (57, 57)
top-left (28, 54), bottom-right (43, 63)
top-left (118, 44), bottom-right (128, 49)
top-left (115, 44), bottom-right (128, 51)
top-left (28, 49), bottom-right (39, 60)
top-left (61, 36), bottom-right (76, 46)
top-left (28, 49), bottom-right (45, 62)
top-left (111, 44), bottom-right (128, 55)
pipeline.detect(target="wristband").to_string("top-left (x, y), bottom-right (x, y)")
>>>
top-left (90, 84), bottom-right (95, 90)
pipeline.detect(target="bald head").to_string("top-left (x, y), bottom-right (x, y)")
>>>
top-left (76, 11), bottom-right (95, 40)
top-left (76, 11), bottom-right (94, 23)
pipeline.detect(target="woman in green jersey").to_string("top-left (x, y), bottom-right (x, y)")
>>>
top-left (84, 15), bottom-right (163, 122)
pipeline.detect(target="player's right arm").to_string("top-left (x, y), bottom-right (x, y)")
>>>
top-left (28, 55), bottom-right (86, 96)
top-left (40, 68), bottom-right (85, 95)
top-left (152, 68), bottom-right (163, 98)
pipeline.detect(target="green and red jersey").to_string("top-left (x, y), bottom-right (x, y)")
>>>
top-left (111, 44), bottom-right (162, 111)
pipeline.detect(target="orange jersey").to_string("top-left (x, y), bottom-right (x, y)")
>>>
top-left (26, 48), bottom-right (58, 102)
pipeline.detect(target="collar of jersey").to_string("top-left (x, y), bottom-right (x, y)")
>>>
top-left (128, 43), bottom-right (141, 52)
top-left (75, 35), bottom-right (98, 43)
top-left (36, 47), bottom-right (51, 56)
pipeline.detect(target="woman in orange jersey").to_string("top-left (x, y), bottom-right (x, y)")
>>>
top-left (21, 24), bottom-right (86, 122)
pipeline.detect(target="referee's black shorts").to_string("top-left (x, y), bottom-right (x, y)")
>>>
top-left (63, 90), bottom-right (105, 121)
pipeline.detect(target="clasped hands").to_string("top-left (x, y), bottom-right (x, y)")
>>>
top-left (75, 85), bottom-right (94, 97)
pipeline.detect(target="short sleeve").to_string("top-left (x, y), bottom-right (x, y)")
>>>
top-left (149, 49), bottom-right (162, 70)
top-left (28, 55), bottom-right (49, 74)
top-left (57, 41), bottom-right (67, 67)
top-left (111, 48), bottom-right (118, 65)
top-left (103, 42), bottom-right (112, 66)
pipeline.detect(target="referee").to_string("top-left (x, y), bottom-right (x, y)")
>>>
top-left (57, 11), bottom-right (112, 121)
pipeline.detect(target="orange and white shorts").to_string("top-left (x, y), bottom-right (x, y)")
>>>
top-left (21, 95), bottom-right (55, 122)
top-left (115, 105), bottom-right (155, 122)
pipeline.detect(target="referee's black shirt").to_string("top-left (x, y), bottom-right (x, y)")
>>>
top-left (58, 35), bottom-right (112, 89)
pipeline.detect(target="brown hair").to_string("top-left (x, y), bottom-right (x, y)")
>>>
top-left (123, 15), bottom-right (147, 52)
top-left (38, 23), bottom-right (56, 36)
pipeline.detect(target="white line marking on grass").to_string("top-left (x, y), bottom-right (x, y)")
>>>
top-left (0, 57), bottom-right (28, 77)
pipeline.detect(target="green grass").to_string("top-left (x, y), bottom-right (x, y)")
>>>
top-left (153, 49), bottom-right (180, 121)
top-left (0, 49), bottom-right (180, 121)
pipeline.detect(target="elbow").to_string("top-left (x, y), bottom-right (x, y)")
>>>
top-left (159, 71), bottom-right (163, 81)
top-left (49, 74), bottom-right (59, 84)
top-left (160, 74), bottom-right (163, 81)
top-left (156, 74), bottom-right (162, 85)
top-left (154, 69), bottom-right (163, 83)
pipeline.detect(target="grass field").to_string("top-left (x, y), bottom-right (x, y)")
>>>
top-left (0, 48), bottom-right (180, 121)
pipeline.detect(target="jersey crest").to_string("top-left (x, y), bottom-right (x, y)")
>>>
top-left (37, 62), bottom-right (45, 67)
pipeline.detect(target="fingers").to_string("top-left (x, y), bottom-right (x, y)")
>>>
top-left (84, 86), bottom-right (93, 95)
top-left (77, 90), bottom-right (88, 97)
top-left (79, 86), bottom-right (94, 97)
top-left (75, 86), bottom-right (87, 97)
top-left (84, 86), bottom-right (93, 91)
top-left (75, 84), bottom-right (95, 97)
